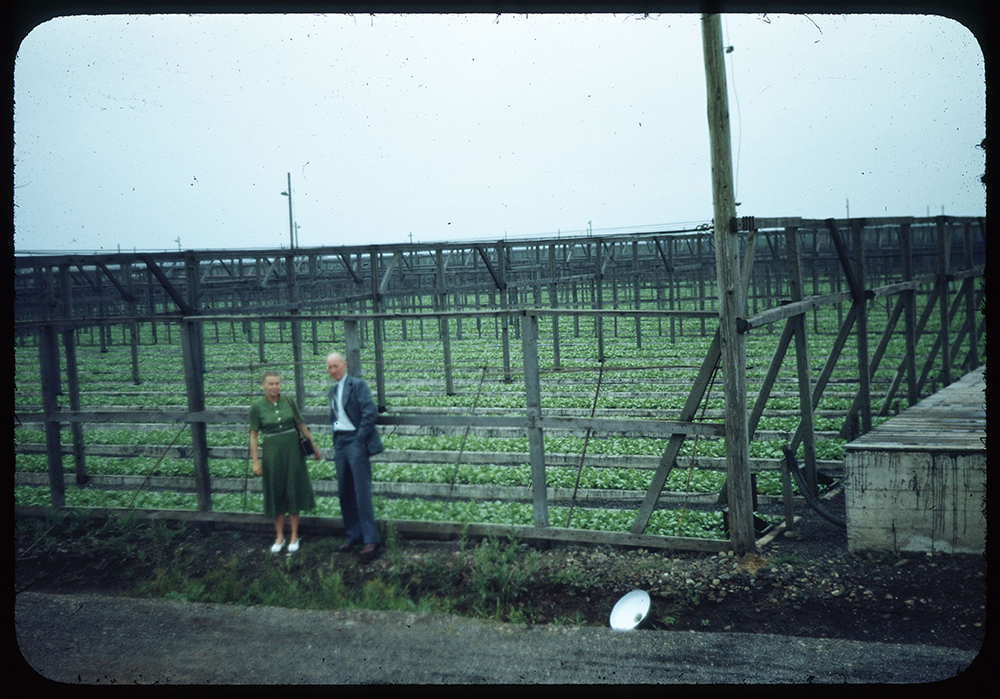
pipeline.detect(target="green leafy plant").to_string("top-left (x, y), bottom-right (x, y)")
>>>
top-left (466, 535), bottom-right (542, 620)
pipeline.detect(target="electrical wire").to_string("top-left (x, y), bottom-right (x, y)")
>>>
top-left (724, 15), bottom-right (742, 204)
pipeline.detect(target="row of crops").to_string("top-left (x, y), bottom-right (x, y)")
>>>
top-left (14, 282), bottom-right (972, 541)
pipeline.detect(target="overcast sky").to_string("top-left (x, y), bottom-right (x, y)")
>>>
top-left (12, 12), bottom-right (986, 253)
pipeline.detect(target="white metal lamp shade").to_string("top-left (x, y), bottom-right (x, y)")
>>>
top-left (609, 590), bottom-right (651, 631)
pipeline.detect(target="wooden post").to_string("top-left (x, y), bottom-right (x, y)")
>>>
top-left (39, 323), bottom-right (65, 507)
top-left (123, 262), bottom-right (141, 385)
top-left (594, 240), bottom-right (605, 362)
top-left (702, 13), bottom-right (754, 555)
top-left (369, 247), bottom-right (387, 410)
top-left (851, 220), bottom-right (873, 434)
top-left (549, 244), bottom-right (561, 369)
top-left (182, 253), bottom-right (212, 512)
top-left (698, 235), bottom-right (707, 334)
top-left (95, 267), bottom-right (108, 352)
top-left (962, 221), bottom-right (979, 369)
top-left (344, 320), bottom-right (361, 377)
top-left (521, 312), bottom-right (548, 528)
top-left (633, 240), bottom-right (642, 349)
top-left (936, 216), bottom-right (953, 385)
top-left (786, 226), bottom-right (818, 493)
top-left (435, 249), bottom-right (454, 395)
top-left (59, 264), bottom-right (88, 486)
top-left (669, 237), bottom-right (676, 341)
top-left (310, 255), bottom-right (320, 357)
top-left (781, 452), bottom-right (795, 532)
top-left (498, 243), bottom-right (512, 383)
top-left (899, 222), bottom-right (919, 408)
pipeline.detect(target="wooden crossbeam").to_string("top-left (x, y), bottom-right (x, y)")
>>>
top-left (139, 254), bottom-right (194, 314)
top-left (474, 244), bottom-right (505, 290)
top-left (630, 328), bottom-right (721, 535)
top-left (825, 218), bottom-right (866, 303)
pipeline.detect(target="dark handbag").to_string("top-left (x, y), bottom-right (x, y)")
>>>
top-left (285, 396), bottom-right (315, 457)
top-left (297, 432), bottom-right (313, 457)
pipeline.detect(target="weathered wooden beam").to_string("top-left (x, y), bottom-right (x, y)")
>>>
top-left (747, 319), bottom-right (795, 441)
top-left (27, 408), bottom-right (724, 442)
top-left (59, 264), bottom-right (88, 486)
top-left (435, 249), bottom-right (455, 396)
top-left (737, 290), bottom-right (854, 332)
top-left (377, 251), bottom-right (402, 296)
top-left (15, 471), bottom-right (729, 506)
top-left (825, 219), bottom-right (866, 303)
top-left (94, 261), bottom-right (137, 303)
top-left (631, 328), bottom-right (722, 535)
top-left (14, 505), bottom-right (732, 552)
top-left (595, 240), bottom-right (605, 362)
top-left (599, 240), bottom-right (615, 278)
top-left (38, 325), bottom-right (65, 507)
top-left (789, 301), bottom-right (859, 454)
top-left (521, 313), bottom-right (548, 528)
top-left (850, 220), bottom-right (873, 435)
top-left (787, 227), bottom-right (818, 493)
top-left (867, 274), bottom-right (937, 300)
top-left (180, 254), bottom-right (211, 512)
top-left (836, 294), bottom-right (906, 436)
top-left (936, 216), bottom-right (953, 386)
top-left (338, 252), bottom-right (364, 286)
top-left (14, 306), bottom-right (723, 332)
top-left (548, 244), bottom-right (561, 369)
top-left (498, 244), bottom-right (512, 383)
top-left (653, 238), bottom-right (675, 273)
top-left (139, 254), bottom-right (195, 314)
top-left (74, 264), bottom-right (105, 295)
top-left (370, 248), bottom-right (388, 411)
top-left (702, 13), bottom-right (754, 555)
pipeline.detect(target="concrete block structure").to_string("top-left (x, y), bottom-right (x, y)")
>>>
top-left (844, 366), bottom-right (986, 554)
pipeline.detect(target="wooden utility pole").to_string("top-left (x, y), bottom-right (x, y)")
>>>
top-left (702, 13), bottom-right (755, 555)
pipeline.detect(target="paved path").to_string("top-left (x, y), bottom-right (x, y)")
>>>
top-left (15, 592), bottom-right (981, 685)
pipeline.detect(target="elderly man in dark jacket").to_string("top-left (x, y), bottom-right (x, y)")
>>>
top-left (326, 352), bottom-right (384, 557)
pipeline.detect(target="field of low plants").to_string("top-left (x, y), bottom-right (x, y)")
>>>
top-left (14, 286), bottom-right (971, 542)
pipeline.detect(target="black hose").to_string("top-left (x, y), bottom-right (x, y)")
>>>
top-left (781, 446), bottom-right (847, 529)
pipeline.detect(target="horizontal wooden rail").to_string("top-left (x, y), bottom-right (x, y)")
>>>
top-left (14, 441), bottom-right (846, 473)
top-left (736, 266), bottom-right (980, 333)
top-left (15, 471), bottom-right (725, 505)
top-left (380, 414), bottom-right (727, 438)
top-left (867, 274), bottom-right (937, 300)
top-left (737, 291), bottom-right (853, 332)
top-left (13, 306), bottom-right (722, 331)
top-left (21, 410), bottom-right (725, 438)
top-left (14, 504), bottom-right (734, 552)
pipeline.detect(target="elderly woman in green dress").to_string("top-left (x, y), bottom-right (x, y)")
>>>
top-left (249, 371), bottom-right (320, 553)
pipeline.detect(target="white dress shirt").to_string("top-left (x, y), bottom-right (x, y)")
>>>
top-left (332, 378), bottom-right (357, 432)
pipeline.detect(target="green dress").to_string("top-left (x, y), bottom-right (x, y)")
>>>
top-left (249, 396), bottom-right (316, 518)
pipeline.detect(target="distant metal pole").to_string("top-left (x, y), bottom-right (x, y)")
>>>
top-left (282, 172), bottom-right (295, 249)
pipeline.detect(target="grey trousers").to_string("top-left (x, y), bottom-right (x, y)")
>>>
top-left (333, 433), bottom-right (380, 545)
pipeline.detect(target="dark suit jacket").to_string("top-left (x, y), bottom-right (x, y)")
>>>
top-left (328, 375), bottom-right (384, 456)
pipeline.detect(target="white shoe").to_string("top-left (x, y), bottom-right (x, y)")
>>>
top-left (287, 539), bottom-right (300, 554)
top-left (270, 540), bottom-right (286, 554)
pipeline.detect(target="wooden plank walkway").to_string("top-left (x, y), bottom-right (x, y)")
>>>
top-left (845, 365), bottom-right (986, 452)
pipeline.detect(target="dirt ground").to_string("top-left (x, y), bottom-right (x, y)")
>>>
top-left (14, 498), bottom-right (988, 655)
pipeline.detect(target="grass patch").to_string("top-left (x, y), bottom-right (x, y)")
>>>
top-left (16, 511), bottom-right (559, 624)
